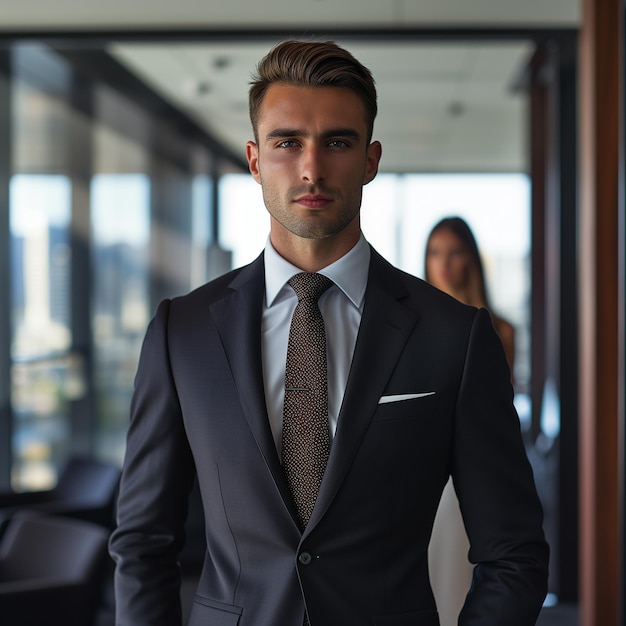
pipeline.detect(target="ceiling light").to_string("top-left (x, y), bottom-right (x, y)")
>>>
top-left (448, 101), bottom-right (465, 117)
top-left (212, 56), bottom-right (230, 71)
top-left (183, 79), bottom-right (212, 99)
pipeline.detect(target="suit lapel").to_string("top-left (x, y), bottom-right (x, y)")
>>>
top-left (209, 249), bottom-right (421, 534)
top-left (306, 250), bottom-right (421, 533)
top-left (209, 254), bottom-right (295, 515)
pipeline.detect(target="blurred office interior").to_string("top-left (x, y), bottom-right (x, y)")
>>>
top-left (0, 1), bottom-right (623, 625)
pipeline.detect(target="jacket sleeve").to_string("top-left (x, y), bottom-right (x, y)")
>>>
top-left (454, 307), bottom-right (549, 625)
top-left (109, 299), bottom-right (196, 626)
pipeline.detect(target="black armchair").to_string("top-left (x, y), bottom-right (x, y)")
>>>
top-left (0, 455), bottom-right (121, 538)
top-left (0, 514), bottom-right (110, 626)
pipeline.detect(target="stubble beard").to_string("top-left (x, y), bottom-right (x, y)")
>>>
top-left (262, 185), bottom-right (362, 241)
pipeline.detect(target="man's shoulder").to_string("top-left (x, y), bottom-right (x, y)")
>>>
top-left (369, 249), bottom-right (474, 317)
top-left (174, 253), bottom-right (264, 308)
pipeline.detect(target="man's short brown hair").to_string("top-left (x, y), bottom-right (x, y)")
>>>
top-left (249, 40), bottom-right (377, 143)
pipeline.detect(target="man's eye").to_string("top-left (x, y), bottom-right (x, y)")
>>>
top-left (328, 140), bottom-right (348, 148)
top-left (277, 140), bottom-right (298, 148)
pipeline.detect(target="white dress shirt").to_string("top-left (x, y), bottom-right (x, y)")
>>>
top-left (262, 235), bottom-right (370, 455)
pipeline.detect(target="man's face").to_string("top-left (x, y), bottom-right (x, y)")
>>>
top-left (246, 84), bottom-right (381, 249)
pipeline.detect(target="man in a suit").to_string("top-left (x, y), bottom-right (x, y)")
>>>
top-left (109, 40), bottom-right (549, 625)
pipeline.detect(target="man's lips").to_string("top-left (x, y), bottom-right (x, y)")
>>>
top-left (294, 194), bottom-right (332, 209)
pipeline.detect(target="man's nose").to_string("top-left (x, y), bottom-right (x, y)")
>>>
top-left (301, 146), bottom-right (325, 183)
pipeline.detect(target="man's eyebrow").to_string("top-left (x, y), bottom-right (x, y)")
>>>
top-left (264, 128), bottom-right (363, 141)
top-left (265, 128), bottom-right (303, 140)
top-left (323, 128), bottom-right (362, 141)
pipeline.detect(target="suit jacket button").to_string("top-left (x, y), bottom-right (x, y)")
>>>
top-left (298, 552), bottom-right (312, 565)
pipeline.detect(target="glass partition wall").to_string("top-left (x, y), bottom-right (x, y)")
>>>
top-left (2, 42), bottom-right (241, 490)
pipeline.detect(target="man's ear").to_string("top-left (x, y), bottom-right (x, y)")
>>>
top-left (364, 141), bottom-right (382, 185)
top-left (246, 141), bottom-right (262, 184)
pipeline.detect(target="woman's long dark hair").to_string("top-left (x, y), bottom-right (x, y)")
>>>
top-left (424, 216), bottom-right (490, 307)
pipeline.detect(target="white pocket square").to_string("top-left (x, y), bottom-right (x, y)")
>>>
top-left (378, 392), bottom-right (436, 404)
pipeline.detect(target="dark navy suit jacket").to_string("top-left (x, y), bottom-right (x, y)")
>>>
top-left (109, 247), bottom-right (549, 625)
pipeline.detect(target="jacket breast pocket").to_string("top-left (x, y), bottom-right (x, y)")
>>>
top-left (371, 392), bottom-right (438, 424)
top-left (187, 594), bottom-right (243, 626)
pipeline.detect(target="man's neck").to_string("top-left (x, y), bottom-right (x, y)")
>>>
top-left (269, 231), bottom-right (361, 273)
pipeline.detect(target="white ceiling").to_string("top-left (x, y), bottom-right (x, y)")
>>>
top-left (0, 0), bottom-right (580, 173)
top-left (0, 0), bottom-right (580, 30)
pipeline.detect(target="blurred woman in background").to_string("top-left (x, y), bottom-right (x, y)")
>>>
top-left (424, 216), bottom-right (514, 370)
top-left (424, 216), bottom-right (515, 626)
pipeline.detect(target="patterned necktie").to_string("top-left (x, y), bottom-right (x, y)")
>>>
top-left (282, 272), bottom-right (334, 532)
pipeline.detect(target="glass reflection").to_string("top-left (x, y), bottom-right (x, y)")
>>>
top-left (9, 174), bottom-right (72, 490)
top-left (91, 173), bottom-right (150, 464)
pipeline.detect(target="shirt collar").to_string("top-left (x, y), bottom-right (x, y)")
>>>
top-left (264, 234), bottom-right (370, 309)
